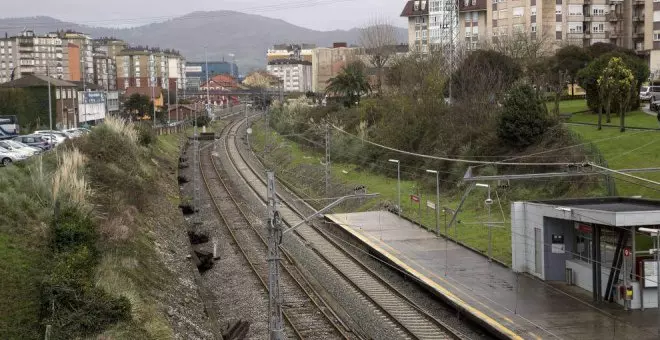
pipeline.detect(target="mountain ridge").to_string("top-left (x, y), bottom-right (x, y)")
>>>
top-left (0, 11), bottom-right (408, 72)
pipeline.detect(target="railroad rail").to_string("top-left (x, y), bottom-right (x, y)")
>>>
top-left (198, 122), bottom-right (351, 339)
top-left (221, 116), bottom-right (464, 340)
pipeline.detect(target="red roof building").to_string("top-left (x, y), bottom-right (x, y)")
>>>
top-left (200, 74), bottom-right (239, 91)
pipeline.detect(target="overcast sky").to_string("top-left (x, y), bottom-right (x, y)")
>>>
top-left (1, 0), bottom-right (407, 31)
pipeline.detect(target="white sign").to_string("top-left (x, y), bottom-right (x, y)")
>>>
top-left (644, 260), bottom-right (658, 288)
top-left (552, 244), bottom-right (565, 254)
top-left (426, 201), bottom-right (435, 210)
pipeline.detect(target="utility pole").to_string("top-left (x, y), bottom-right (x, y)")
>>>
top-left (266, 171), bottom-right (284, 340)
top-left (205, 46), bottom-right (211, 118)
top-left (46, 63), bottom-right (53, 130)
top-left (82, 73), bottom-right (87, 128)
top-left (325, 124), bottom-right (331, 196)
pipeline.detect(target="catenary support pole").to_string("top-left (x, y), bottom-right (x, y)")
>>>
top-left (266, 171), bottom-right (284, 340)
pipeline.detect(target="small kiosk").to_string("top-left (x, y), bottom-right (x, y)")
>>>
top-left (512, 197), bottom-right (660, 309)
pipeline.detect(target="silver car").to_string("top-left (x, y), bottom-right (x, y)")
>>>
top-left (0, 146), bottom-right (28, 166)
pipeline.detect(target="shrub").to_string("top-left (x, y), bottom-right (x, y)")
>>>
top-left (497, 84), bottom-right (554, 147)
top-left (192, 115), bottom-right (211, 127)
top-left (135, 123), bottom-right (157, 146)
top-left (52, 204), bottom-right (97, 253)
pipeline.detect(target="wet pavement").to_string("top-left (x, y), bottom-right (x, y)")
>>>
top-left (326, 211), bottom-right (660, 340)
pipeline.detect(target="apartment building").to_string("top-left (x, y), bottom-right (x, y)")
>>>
top-left (93, 38), bottom-right (128, 59)
top-left (59, 31), bottom-right (93, 83)
top-left (267, 59), bottom-right (313, 92)
top-left (311, 44), bottom-right (361, 92)
top-left (401, 0), bottom-right (431, 52)
top-left (402, 0), bottom-right (660, 73)
top-left (167, 55), bottom-right (186, 91)
top-left (267, 44), bottom-right (315, 62)
top-left (93, 49), bottom-right (117, 90)
top-left (116, 48), bottom-right (167, 90)
top-left (0, 31), bottom-right (68, 83)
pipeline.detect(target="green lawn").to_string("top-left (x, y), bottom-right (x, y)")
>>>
top-left (569, 124), bottom-right (660, 198)
top-left (547, 99), bottom-right (589, 114)
top-left (569, 110), bottom-right (658, 129)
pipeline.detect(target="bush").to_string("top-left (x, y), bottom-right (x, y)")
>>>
top-left (192, 115), bottom-right (211, 127)
top-left (135, 123), bottom-right (157, 146)
top-left (497, 84), bottom-right (554, 147)
top-left (52, 205), bottom-right (97, 253)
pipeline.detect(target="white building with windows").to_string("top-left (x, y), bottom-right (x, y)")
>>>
top-left (429, 0), bottom-right (458, 47)
top-left (267, 59), bottom-right (313, 92)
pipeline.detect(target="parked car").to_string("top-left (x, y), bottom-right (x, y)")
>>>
top-left (0, 140), bottom-right (38, 157)
top-left (34, 130), bottom-right (72, 144)
top-left (33, 132), bottom-right (67, 145)
top-left (650, 100), bottom-right (660, 112)
top-left (7, 140), bottom-right (42, 154)
top-left (13, 135), bottom-right (53, 150)
top-left (0, 146), bottom-right (28, 165)
top-left (641, 86), bottom-right (660, 102)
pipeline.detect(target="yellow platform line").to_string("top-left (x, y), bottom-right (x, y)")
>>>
top-left (328, 215), bottom-right (524, 340)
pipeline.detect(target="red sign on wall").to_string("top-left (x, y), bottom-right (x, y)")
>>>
top-left (624, 248), bottom-right (631, 257)
top-left (577, 224), bottom-right (592, 233)
top-left (410, 195), bottom-right (420, 203)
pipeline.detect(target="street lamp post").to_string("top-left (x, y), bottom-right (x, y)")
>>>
top-left (426, 169), bottom-right (440, 236)
top-left (389, 159), bottom-right (401, 217)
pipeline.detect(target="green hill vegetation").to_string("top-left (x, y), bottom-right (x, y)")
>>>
top-left (0, 119), bottom-right (211, 339)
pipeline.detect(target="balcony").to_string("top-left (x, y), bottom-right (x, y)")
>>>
top-left (583, 15), bottom-right (592, 21)
top-left (606, 30), bottom-right (621, 39)
top-left (584, 0), bottom-right (591, 4)
top-left (633, 31), bottom-right (644, 39)
top-left (632, 15), bottom-right (644, 22)
top-left (633, 0), bottom-right (644, 5)
top-left (607, 13), bottom-right (621, 21)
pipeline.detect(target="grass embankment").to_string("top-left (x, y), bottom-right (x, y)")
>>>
top-left (251, 120), bottom-right (604, 265)
top-left (0, 120), bottom-right (204, 339)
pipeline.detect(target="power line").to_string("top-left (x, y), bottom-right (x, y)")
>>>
top-left (332, 124), bottom-right (584, 167)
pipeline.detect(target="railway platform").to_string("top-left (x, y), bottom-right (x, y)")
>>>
top-left (325, 211), bottom-right (660, 340)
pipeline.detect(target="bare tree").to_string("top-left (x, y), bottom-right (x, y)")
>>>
top-left (359, 17), bottom-right (398, 94)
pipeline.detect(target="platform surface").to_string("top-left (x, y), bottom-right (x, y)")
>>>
top-left (326, 211), bottom-right (660, 340)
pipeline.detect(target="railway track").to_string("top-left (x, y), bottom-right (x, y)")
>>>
top-left (197, 123), bottom-right (351, 340)
top-left (221, 116), bottom-right (464, 340)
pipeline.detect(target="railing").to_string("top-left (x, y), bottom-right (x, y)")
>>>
top-left (606, 12), bottom-right (621, 21)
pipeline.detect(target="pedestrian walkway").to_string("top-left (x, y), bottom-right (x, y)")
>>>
top-left (326, 211), bottom-right (660, 340)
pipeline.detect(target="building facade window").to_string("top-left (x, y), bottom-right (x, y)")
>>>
top-left (568, 5), bottom-right (583, 16)
top-left (513, 7), bottom-right (524, 17)
top-left (592, 23), bottom-right (605, 33)
top-left (555, 5), bottom-right (562, 15)
top-left (653, 32), bottom-right (660, 41)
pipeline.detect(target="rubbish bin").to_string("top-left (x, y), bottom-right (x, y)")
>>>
top-left (565, 268), bottom-right (573, 285)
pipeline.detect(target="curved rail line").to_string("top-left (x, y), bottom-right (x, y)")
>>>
top-left (197, 122), bottom-right (351, 339)
top-left (223, 116), bottom-right (464, 340)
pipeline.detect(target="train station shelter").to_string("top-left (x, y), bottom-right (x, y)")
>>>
top-left (512, 197), bottom-right (660, 310)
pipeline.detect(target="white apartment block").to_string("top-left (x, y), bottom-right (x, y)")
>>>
top-left (403, 0), bottom-right (660, 77)
top-left (0, 31), bottom-right (68, 83)
top-left (267, 59), bottom-right (313, 92)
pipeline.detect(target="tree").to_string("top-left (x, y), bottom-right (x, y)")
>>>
top-left (243, 70), bottom-right (279, 89)
top-left (359, 17), bottom-right (397, 93)
top-left (577, 52), bottom-right (649, 113)
top-left (325, 61), bottom-right (371, 107)
top-left (497, 84), bottom-right (554, 147)
top-left (554, 45), bottom-right (591, 97)
top-left (452, 49), bottom-right (522, 104)
top-left (598, 57), bottom-right (635, 132)
top-left (123, 94), bottom-right (152, 118)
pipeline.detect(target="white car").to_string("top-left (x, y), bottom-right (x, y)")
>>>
top-left (34, 132), bottom-right (66, 145)
top-left (9, 140), bottom-right (42, 154)
top-left (34, 130), bottom-right (71, 143)
top-left (0, 140), bottom-right (38, 157)
top-left (0, 146), bottom-right (28, 165)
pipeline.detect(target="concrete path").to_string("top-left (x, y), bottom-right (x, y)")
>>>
top-left (326, 211), bottom-right (660, 340)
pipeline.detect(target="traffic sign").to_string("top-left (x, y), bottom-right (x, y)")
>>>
top-left (624, 248), bottom-right (631, 257)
